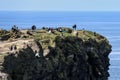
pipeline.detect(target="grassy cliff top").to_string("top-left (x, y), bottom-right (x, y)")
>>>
top-left (31, 28), bottom-right (107, 48)
top-left (2, 27), bottom-right (112, 80)
top-left (0, 27), bottom-right (108, 49)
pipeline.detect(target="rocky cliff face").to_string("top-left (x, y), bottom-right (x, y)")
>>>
top-left (2, 34), bottom-right (112, 80)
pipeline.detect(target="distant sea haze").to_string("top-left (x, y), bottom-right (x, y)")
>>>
top-left (0, 11), bottom-right (120, 30)
top-left (0, 11), bottom-right (120, 80)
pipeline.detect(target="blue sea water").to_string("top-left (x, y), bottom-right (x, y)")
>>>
top-left (0, 11), bottom-right (120, 80)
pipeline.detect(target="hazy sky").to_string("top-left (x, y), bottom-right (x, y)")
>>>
top-left (0, 0), bottom-right (120, 11)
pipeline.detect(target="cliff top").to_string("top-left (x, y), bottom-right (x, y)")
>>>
top-left (0, 27), bottom-right (108, 62)
top-left (0, 27), bottom-right (112, 80)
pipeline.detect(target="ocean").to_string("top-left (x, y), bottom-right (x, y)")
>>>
top-left (0, 11), bottom-right (120, 80)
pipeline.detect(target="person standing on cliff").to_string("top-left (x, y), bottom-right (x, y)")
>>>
top-left (31, 25), bottom-right (36, 31)
top-left (94, 32), bottom-right (97, 36)
top-left (93, 32), bottom-right (97, 39)
top-left (9, 45), bottom-right (13, 51)
top-left (72, 24), bottom-right (77, 30)
top-left (14, 45), bottom-right (17, 51)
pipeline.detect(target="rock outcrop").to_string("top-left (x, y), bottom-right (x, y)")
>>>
top-left (2, 31), bottom-right (112, 80)
top-left (0, 29), bottom-right (22, 41)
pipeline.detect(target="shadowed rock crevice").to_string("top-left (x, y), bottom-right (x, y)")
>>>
top-left (2, 36), bottom-right (112, 80)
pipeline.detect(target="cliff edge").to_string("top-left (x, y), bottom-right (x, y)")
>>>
top-left (0, 27), bottom-right (112, 80)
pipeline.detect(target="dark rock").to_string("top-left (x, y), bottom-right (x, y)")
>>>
top-left (2, 35), bottom-right (111, 80)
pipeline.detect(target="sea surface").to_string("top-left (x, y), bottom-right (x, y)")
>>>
top-left (0, 11), bottom-right (120, 80)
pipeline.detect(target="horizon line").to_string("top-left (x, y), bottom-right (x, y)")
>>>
top-left (0, 10), bottom-right (120, 12)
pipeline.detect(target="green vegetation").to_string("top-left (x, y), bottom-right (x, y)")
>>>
top-left (0, 29), bottom-right (22, 40)
top-left (0, 27), bottom-right (107, 48)
top-left (2, 35), bottom-right (111, 80)
top-left (0, 27), bottom-right (112, 80)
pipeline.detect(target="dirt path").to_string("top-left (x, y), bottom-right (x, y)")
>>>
top-left (0, 39), bottom-right (34, 54)
top-left (0, 38), bottom-right (50, 62)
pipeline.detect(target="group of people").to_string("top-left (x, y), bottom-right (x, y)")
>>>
top-left (42, 27), bottom-right (64, 34)
top-left (9, 45), bottom-right (17, 51)
top-left (11, 25), bottom-right (36, 32)
top-left (11, 25), bottom-right (19, 32)
top-left (11, 24), bottom-right (77, 33)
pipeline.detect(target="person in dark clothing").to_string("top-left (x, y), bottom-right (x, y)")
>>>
top-left (10, 46), bottom-right (13, 51)
top-left (14, 45), bottom-right (17, 50)
top-left (11, 25), bottom-right (16, 32)
top-left (59, 28), bottom-right (62, 32)
top-left (94, 32), bottom-right (97, 36)
top-left (32, 25), bottom-right (36, 31)
top-left (72, 24), bottom-right (77, 30)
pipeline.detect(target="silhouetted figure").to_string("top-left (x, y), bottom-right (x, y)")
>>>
top-left (31, 25), bottom-right (36, 31)
top-left (94, 32), bottom-right (97, 36)
top-left (48, 27), bottom-right (51, 33)
top-left (10, 46), bottom-right (13, 51)
top-left (72, 24), bottom-right (77, 30)
top-left (11, 25), bottom-right (17, 32)
top-left (59, 28), bottom-right (62, 32)
top-left (42, 27), bottom-right (46, 30)
top-left (51, 28), bottom-right (54, 33)
top-left (48, 27), bottom-right (54, 33)
top-left (57, 27), bottom-right (63, 32)
top-left (14, 45), bottom-right (17, 50)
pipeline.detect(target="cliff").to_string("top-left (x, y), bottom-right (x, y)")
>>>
top-left (0, 28), bottom-right (112, 80)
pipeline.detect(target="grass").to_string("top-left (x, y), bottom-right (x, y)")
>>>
top-left (0, 27), bottom-right (108, 49)
top-left (31, 28), bottom-right (107, 49)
